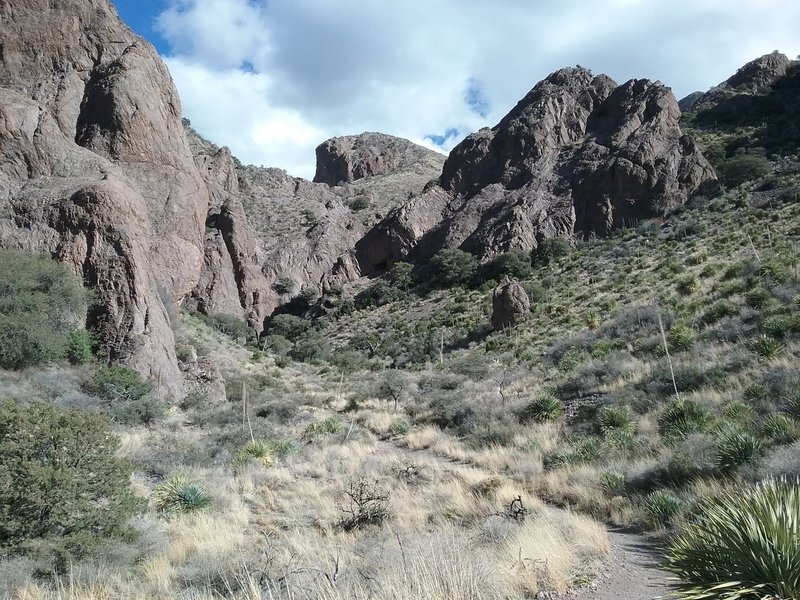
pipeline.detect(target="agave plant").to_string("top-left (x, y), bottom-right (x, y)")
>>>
top-left (154, 475), bottom-right (213, 515)
top-left (522, 394), bottom-right (564, 423)
top-left (664, 478), bottom-right (800, 600)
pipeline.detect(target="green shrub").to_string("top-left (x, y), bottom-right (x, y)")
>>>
top-left (762, 315), bottom-right (792, 340)
top-left (659, 399), bottom-right (711, 441)
top-left (154, 475), bottom-right (212, 515)
top-left (234, 440), bottom-right (273, 469)
top-left (533, 237), bottom-right (571, 265)
top-left (598, 405), bottom-right (636, 436)
top-left (664, 478), bottom-right (800, 600)
top-left (481, 251), bottom-right (532, 281)
top-left (89, 366), bottom-right (163, 425)
top-left (522, 395), bottom-right (564, 422)
top-left (271, 276), bottom-right (294, 296)
top-left (721, 154), bottom-right (772, 187)
top-left (716, 432), bottom-right (763, 473)
top-left (0, 250), bottom-right (88, 369)
top-left (386, 262), bottom-right (414, 291)
top-left (0, 401), bottom-right (143, 561)
top-left (745, 287), bottom-right (771, 309)
top-left (642, 491), bottom-right (683, 528)
top-left (66, 329), bottom-right (94, 364)
top-left (428, 249), bottom-right (479, 288)
top-left (703, 300), bottom-right (736, 324)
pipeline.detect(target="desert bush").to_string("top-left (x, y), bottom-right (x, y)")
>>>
top-left (270, 276), bottom-right (294, 296)
top-left (233, 439), bottom-right (273, 469)
top-left (88, 366), bottom-right (163, 425)
top-left (303, 416), bottom-right (343, 439)
top-left (266, 314), bottom-right (311, 340)
top-left (721, 154), bottom-right (772, 187)
top-left (522, 394), bottom-right (564, 422)
top-left (664, 478), bottom-right (800, 600)
top-left (154, 475), bottom-right (212, 516)
top-left (0, 249), bottom-right (88, 369)
top-left (481, 251), bottom-right (532, 280)
top-left (600, 471), bottom-right (627, 497)
top-left (642, 491), bottom-right (684, 528)
top-left (533, 237), bottom-right (571, 265)
top-left (0, 400), bottom-right (143, 562)
top-left (66, 329), bottom-right (94, 364)
top-left (428, 248), bottom-right (479, 288)
top-left (338, 478), bottom-right (391, 531)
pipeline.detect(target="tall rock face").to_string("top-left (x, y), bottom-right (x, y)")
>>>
top-left (184, 132), bottom-right (444, 309)
top-left (185, 131), bottom-right (273, 331)
top-left (352, 67), bottom-right (716, 273)
top-left (313, 132), bottom-right (444, 186)
top-left (0, 0), bottom-right (208, 396)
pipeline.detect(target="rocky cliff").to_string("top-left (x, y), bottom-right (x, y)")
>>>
top-left (350, 67), bottom-right (716, 273)
top-left (185, 131), bottom-right (444, 306)
top-left (0, 0), bottom-right (209, 396)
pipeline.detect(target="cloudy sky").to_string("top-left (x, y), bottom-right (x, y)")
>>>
top-left (112, 0), bottom-right (800, 179)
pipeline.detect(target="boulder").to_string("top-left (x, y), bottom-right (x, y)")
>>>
top-left (491, 277), bottom-right (531, 330)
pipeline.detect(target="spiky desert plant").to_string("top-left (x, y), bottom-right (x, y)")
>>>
top-left (664, 478), bottom-right (800, 600)
top-left (598, 405), bottom-right (636, 436)
top-left (715, 432), bottom-right (763, 473)
top-left (752, 335), bottom-right (783, 360)
top-left (522, 394), bottom-right (564, 422)
top-left (154, 475), bottom-right (212, 515)
top-left (759, 414), bottom-right (798, 446)
top-left (659, 399), bottom-right (711, 441)
top-left (642, 491), bottom-right (684, 528)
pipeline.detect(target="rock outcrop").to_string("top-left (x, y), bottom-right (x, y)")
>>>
top-left (313, 132), bottom-right (444, 186)
top-left (351, 67), bottom-right (716, 273)
top-left (186, 135), bottom-right (273, 330)
top-left (491, 277), bottom-right (530, 330)
top-left (0, 0), bottom-right (209, 396)
top-left (680, 52), bottom-right (800, 156)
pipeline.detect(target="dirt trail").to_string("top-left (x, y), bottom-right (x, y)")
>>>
top-left (373, 438), bottom-right (672, 600)
top-left (578, 528), bottom-right (671, 600)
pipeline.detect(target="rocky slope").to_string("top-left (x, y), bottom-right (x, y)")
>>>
top-left (348, 67), bottom-right (716, 275)
top-left (680, 52), bottom-right (800, 157)
top-left (0, 0), bottom-right (213, 395)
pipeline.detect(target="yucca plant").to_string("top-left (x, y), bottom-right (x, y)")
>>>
top-left (232, 439), bottom-right (274, 470)
top-left (715, 432), bottom-right (763, 473)
top-left (668, 322), bottom-right (697, 351)
top-left (659, 399), bottom-right (711, 441)
top-left (759, 414), bottom-right (798, 446)
top-left (664, 478), bottom-right (800, 600)
top-left (522, 394), bottom-right (564, 422)
top-left (642, 490), bottom-right (684, 528)
top-left (598, 405), bottom-right (636, 436)
top-left (752, 335), bottom-right (783, 360)
top-left (600, 470), bottom-right (626, 497)
top-left (154, 475), bottom-right (212, 515)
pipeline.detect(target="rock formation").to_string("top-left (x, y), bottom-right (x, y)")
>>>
top-left (491, 277), bottom-right (530, 330)
top-left (350, 67), bottom-right (716, 274)
top-left (0, 0), bottom-right (209, 396)
top-left (313, 132), bottom-right (444, 186)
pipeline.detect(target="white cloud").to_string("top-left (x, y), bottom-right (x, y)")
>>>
top-left (157, 0), bottom-right (800, 179)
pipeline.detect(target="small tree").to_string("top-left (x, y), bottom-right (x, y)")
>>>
top-left (428, 248), bottom-right (478, 288)
top-left (386, 262), bottom-right (414, 291)
top-left (0, 401), bottom-right (143, 563)
top-left (0, 249), bottom-right (88, 369)
top-left (532, 238), bottom-right (571, 266)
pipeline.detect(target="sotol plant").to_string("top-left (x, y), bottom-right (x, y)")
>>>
top-left (154, 475), bottom-right (213, 515)
top-left (664, 478), bottom-right (800, 600)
